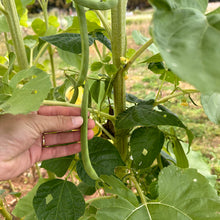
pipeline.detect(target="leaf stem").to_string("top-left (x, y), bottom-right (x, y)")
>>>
top-left (42, 100), bottom-right (115, 121)
top-left (129, 175), bottom-right (152, 220)
top-left (124, 38), bottom-right (153, 72)
top-left (3, 0), bottom-right (29, 70)
top-left (94, 10), bottom-right (112, 39)
top-left (154, 89), bottom-right (200, 106)
top-left (33, 42), bottom-right (49, 66)
top-left (0, 2), bottom-right (7, 14)
top-left (95, 121), bottom-right (115, 142)
top-left (48, 45), bottom-right (57, 87)
top-left (0, 198), bottom-right (12, 220)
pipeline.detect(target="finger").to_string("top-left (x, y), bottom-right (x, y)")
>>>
top-left (32, 115), bottom-right (83, 133)
top-left (39, 143), bottom-right (81, 161)
top-left (43, 129), bottom-right (94, 146)
top-left (88, 119), bottom-right (95, 129)
top-left (38, 106), bottom-right (81, 116)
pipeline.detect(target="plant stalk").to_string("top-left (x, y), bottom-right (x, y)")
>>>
top-left (3, 0), bottom-right (28, 70)
top-left (130, 175), bottom-right (152, 219)
top-left (154, 89), bottom-right (200, 106)
top-left (42, 100), bottom-right (115, 121)
top-left (0, 198), bottom-right (12, 220)
top-left (111, 0), bottom-right (128, 161)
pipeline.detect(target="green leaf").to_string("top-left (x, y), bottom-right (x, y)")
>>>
top-left (116, 102), bottom-right (186, 129)
top-left (182, 143), bottom-right (217, 187)
top-left (66, 11), bottom-right (103, 33)
top-left (31, 18), bottom-right (47, 36)
top-left (41, 155), bottom-right (75, 177)
top-left (48, 15), bottom-right (60, 28)
top-left (101, 175), bottom-right (139, 207)
top-left (40, 33), bottom-right (94, 54)
top-left (57, 48), bottom-right (81, 70)
top-left (149, 0), bottom-right (220, 93)
top-left (33, 179), bottom-right (85, 220)
top-left (90, 62), bottom-right (103, 71)
top-left (150, 0), bottom-right (208, 13)
top-left (76, 137), bottom-right (125, 186)
top-left (0, 15), bottom-right (9, 33)
top-left (0, 66), bottom-right (51, 114)
top-left (104, 64), bottom-right (117, 76)
top-left (172, 138), bottom-right (189, 168)
top-left (12, 178), bottom-right (48, 219)
top-left (132, 30), bottom-right (159, 54)
top-left (148, 166), bottom-right (220, 220)
top-left (142, 53), bottom-right (163, 63)
top-left (77, 182), bottom-right (96, 196)
top-left (130, 127), bottom-right (165, 169)
top-left (91, 196), bottom-right (149, 220)
top-left (94, 32), bottom-right (112, 51)
top-left (90, 80), bottom-right (101, 103)
top-left (201, 92), bottom-right (220, 124)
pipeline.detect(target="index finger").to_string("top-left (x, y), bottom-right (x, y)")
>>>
top-left (38, 106), bottom-right (81, 116)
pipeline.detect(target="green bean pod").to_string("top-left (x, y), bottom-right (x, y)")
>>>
top-left (81, 81), bottom-right (99, 180)
top-left (74, 2), bottom-right (90, 86)
top-left (74, 0), bottom-right (118, 10)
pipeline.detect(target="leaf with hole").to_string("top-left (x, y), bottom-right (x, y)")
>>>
top-left (33, 179), bottom-right (85, 220)
top-left (130, 127), bottom-right (165, 169)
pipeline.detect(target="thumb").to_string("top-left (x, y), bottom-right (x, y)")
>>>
top-left (32, 115), bottom-right (84, 133)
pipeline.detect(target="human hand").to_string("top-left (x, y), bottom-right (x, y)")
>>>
top-left (0, 106), bottom-right (95, 181)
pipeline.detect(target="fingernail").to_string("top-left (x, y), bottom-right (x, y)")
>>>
top-left (72, 116), bottom-right (83, 127)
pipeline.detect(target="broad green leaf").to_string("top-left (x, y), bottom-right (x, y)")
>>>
top-left (101, 175), bottom-right (139, 207)
top-left (0, 15), bottom-right (9, 33)
top-left (90, 80), bottom-right (101, 103)
top-left (76, 137), bottom-right (125, 186)
top-left (12, 178), bottom-right (48, 220)
top-left (104, 64), bottom-right (117, 76)
top-left (172, 138), bottom-right (189, 168)
top-left (182, 143), bottom-right (217, 187)
top-left (201, 92), bottom-right (220, 124)
top-left (130, 127), bottom-right (165, 169)
top-left (91, 62), bottom-right (103, 72)
top-left (41, 33), bottom-right (94, 54)
top-left (77, 182), bottom-right (96, 196)
top-left (19, 8), bottom-right (28, 27)
top-left (24, 35), bottom-right (38, 49)
top-left (91, 196), bottom-right (149, 219)
top-left (48, 15), bottom-right (60, 28)
top-left (142, 53), bottom-right (163, 63)
top-left (116, 102), bottom-right (186, 129)
top-left (33, 179), bottom-right (85, 220)
top-left (149, 0), bottom-right (220, 93)
top-left (57, 48), bottom-right (81, 70)
top-left (66, 11), bottom-right (103, 33)
top-left (0, 66), bottom-right (51, 114)
top-left (126, 93), bottom-right (144, 104)
top-left (31, 18), bottom-right (47, 36)
top-left (148, 166), bottom-right (220, 220)
top-left (94, 32), bottom-right (112, 51)
top-left (132, 30), bottom-right (159, 54)
top-left (150, 0), bottom-right (208, 13)
top-left (41, 155), bottom-right (75, 177)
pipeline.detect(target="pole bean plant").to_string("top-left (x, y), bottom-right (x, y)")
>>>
top-left (0, 0), bottom-right (220, 219)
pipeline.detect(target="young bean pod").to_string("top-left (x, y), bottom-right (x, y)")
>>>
top-left (74, 2), bottom-right (90, 87)
top-left (81, 81), bottom-right (99, 180)
top-left (74, 1), bottom-right (99, 180)
top-left (74, 0), bottom-right (118, 10)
